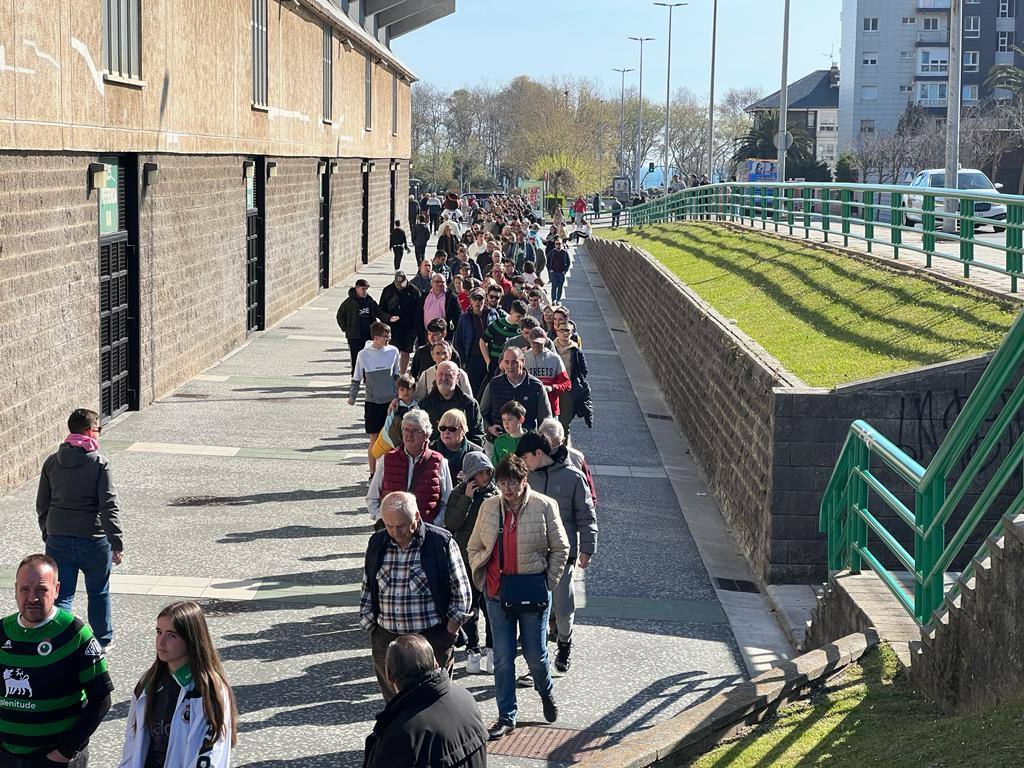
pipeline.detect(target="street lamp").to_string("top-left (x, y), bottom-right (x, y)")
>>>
top-left (629, 35), bottom-right (655, 194)
top-left (707, 0), bottom-right (718, 181)
top-left (778, 0), bottom-right (791, 181)
top-left (612, 67), bottom-right (635, 179)
top-left (655, 3), bottom-right (686, 194)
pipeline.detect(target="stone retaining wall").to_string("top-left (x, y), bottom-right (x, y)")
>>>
top-left (588, 234), bottom-right (1018, 582)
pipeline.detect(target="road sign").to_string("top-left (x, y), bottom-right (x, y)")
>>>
top-left (774, 131), bottom-right (794, 151)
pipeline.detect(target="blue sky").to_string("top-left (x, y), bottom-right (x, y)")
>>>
top-left (391, 0), bottom-right (842, 103)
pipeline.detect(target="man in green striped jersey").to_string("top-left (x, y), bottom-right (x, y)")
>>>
top-left (0, 554), bottom-right (112, 767)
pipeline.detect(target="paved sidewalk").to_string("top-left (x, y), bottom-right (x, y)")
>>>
top-left (0, 241), bottom-right (790, 766)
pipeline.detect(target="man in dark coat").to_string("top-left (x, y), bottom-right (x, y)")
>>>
top-left (410, 318), bottom-right (462, 378)
top-left (337, 279), bottom-right (388, 370)
top-left (419, 362), bottom-right (485, 444)
top-left (362, 634), bottom-right (487, 768)
top-left (379, 271), bottom-right (421, 372)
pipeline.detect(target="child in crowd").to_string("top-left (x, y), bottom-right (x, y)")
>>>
top-left (492, 401), bottom-right (526, 463)
top-left (371, 373), bottom-right (418, 464)
top-left (348, 321), bottom-right (401, 475)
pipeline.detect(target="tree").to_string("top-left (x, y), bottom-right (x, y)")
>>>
top-left (834, 152), bottom-right (857, 182)
top-left (732, 110), bottom-right (813, 165)
top-left (529, 151), bottom-right (614, 198)
top-left (984, 46), bottom-right (1024, 95)
top-left (663, 87), bottom-right (710, 182)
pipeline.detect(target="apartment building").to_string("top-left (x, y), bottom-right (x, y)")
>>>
top-left (0, 0), bottom-right (454, 494)
top-left (838, 0), bottom-right (1018, 153)
top-left (746, 66), bottom-right (841, 169)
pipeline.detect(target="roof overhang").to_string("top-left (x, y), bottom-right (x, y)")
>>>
top-left (302, 0), bottom-right (419, 82)
top-left (379, 0), bottom-right (454, 35)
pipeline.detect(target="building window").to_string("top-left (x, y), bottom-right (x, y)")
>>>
top-left (819, 115), bottom-right (837, 132)
top-left (861, 85), bottom-right (878, 100)
top-left (102, 0), bottom-right (142, 80)
top-left (999, 0), bottom-right (1015, 18)
top-left (963, 84), bottom-right (980, 102)
top-left (863, 17), bottom-right (878, 31)
top-left (902, 16), bottom-right (916, 24)
top-left (391, 73), bottom-right (399, 135)
top-left (364, 55), bottom-right (373, 131)
top-left (899, 84), bottom-right (914, 93)
top-left (322, 24), bottom-right (333, 122)
top-left (923, 17), bottom-right (940, 31)
top-left (901, 51), bottom-right (914, 60)
top-left (920, 50), bottom-right (948, 73)
top-left (964, 16), bottom-right (981, 38)
top-left (918, 81), bottom-right (947, 104)
top-left (862, 52), bottom-right (878, 65)
top-left (964, 50), bottom-right (980, 72)
top-left (252, 0), bottom-right (268, 106)
top-left (999, 31), bottom-right (1016, 52)
top-left (860, 119), bottom-right (875, 134)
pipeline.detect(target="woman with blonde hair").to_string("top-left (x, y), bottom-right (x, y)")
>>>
top-left (119, 601), bottom-right (237, 767)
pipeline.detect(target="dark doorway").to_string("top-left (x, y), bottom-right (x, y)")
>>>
top-left (246, 157), bottom-right (266, 333)
top-left (361, 160), bottom-right (371, 264)
top-left (389, 161), bottom-right (397, 230)
top-left (319, 161), bottom-right (331, 289)
top-left (97, 154), bottom-right (140, 423)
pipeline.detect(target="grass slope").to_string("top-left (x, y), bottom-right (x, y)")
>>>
top-left (691, 644), bottom-right (1023, 768)
top-left (610, 223), bottom-right (1019, 388)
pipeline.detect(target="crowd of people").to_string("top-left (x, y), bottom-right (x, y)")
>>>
top-left (4, 190), bottom-right (601, 767)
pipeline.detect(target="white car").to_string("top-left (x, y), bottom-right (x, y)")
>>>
top-left (904, 168), bottom-right (1006, 232)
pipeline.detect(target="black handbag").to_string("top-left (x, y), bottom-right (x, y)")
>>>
top-left (497, 507), bottom-right (549, 615)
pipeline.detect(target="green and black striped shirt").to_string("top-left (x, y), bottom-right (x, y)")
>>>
top-left (0, 609), bottom-right (113, 756)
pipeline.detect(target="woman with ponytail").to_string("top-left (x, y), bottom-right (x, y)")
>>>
top-left (119, 601), bottom-right (237, 767)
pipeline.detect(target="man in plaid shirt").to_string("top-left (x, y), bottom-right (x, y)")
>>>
top-left (361, 491), bottom-right (473, 701)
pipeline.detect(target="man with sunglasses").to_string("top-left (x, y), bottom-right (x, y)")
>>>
top-left (36, 409), bottom-right (123, 652)
top-left (455, 289), bottom-right (502, 398)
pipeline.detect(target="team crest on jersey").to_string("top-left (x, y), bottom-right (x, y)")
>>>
top-left (181, 700), bottom-right (191, 723)
top-left (84, 638), bottom-right (103, 658)
top-left (1, 640), bottom-right (10, 649)
top-left (3, 669), bottom-right (32, 698)
top-left (36, 640), bottom-right (52, 657)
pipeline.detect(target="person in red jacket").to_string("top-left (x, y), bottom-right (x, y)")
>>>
top-left (522, 328), bottom-right (571, 416)
top-left (571, 196), bottom-right (587, 225)
top-left (366, 410), bottom-right (452, 526)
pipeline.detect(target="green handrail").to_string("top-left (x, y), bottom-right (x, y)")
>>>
top-left (624, 181), bottom-right (1024, 292)
top-left (622, 181), bottom-right (1024, 626)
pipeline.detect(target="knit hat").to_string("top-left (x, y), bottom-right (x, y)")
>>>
top-left (514, 431), bottom-right (550, 458)
top-left (462, 451), bottom-right (493, 478)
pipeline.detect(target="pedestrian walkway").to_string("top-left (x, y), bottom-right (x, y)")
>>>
top-left (0, 239), bottom-right (790, 765)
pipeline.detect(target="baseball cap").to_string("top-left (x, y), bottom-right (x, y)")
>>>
top-left (394, 270), bottom-right (407, 282)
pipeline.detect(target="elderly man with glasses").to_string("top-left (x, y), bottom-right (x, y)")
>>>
top-left (420, 362), bottom-right (485, 446)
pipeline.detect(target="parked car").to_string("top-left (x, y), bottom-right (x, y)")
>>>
top-left (904, 168), bottom-right (1006, 232)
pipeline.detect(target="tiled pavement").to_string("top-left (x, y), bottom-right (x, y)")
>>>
top-left (0, 237), bottom-right (793, 766)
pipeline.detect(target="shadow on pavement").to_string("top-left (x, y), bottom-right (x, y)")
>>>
top-left (169, 487), bottom-right (364, 508)
top-left (217, 524), bottom-right (370, 544)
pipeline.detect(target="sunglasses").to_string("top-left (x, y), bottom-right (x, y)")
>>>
top-left (438, 425), bottom-right (462, 433)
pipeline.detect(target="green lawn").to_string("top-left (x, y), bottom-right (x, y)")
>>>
top-left (608, 223), bottom-right (1019, 388)
top-left (691, 644), bottom-right (1024, 768)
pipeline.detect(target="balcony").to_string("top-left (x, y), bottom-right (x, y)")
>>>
top-left (995, 50), bottom-right (1015, 65)
top-left (917, 0), bottom-right (950, 9)
top-left (918, 97), bottom-right (947, 107)
top-left (916, 28), bottom-right (949, 44)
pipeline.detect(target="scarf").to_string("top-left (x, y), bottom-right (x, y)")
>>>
top-left (65, 433), bottom-right (99, 452)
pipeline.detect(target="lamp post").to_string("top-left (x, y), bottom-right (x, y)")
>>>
top-left (943, 0), bottom-right (962, 233)
top-left (777, 0), bottom-right (791, 181)
top-left (655, 3), bottom-right (686, 194)
top-left (629, 35), bottom-right (655, 194)
top-left (707, 0), bottom-right (718, 181)
top-left (613, 67), bottom-right (635, 178)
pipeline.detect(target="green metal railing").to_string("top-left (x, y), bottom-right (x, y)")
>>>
top-left (820, 308), bottom-right (1024, 626)
top-left (624, 181), bottom-right (1024, 292)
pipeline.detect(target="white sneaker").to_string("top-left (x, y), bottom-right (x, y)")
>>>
top-left (481, 648), bottom-right (495, 674)
top-left (467, 650), bottom-right (482, 674)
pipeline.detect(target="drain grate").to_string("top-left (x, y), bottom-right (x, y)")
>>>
top-left (714, 577), bottom-right (760, 594)
top-left (645, 412), bottom-right (673, 421)
top-left (487, 725), bottom-right (610, 762)
top-left (170, 392), bottom-right (210, 399)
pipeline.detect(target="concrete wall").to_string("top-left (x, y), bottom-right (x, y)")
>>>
top-left (589, 233), bottom-right (1016, 583)
top-left (0, 0), bottom-right (412, 160)
top-left (0, 153), bottom-right (100, 493)
top-left (264, 157), bottom-right (321, 326)
top-left (330, 158), bottom-right (365, 282)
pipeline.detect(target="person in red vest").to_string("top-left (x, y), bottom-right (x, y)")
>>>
top-left (366, 409), bottom-right (452, 526)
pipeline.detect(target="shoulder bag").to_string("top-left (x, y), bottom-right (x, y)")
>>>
top-left (497, 504), bottom-right (549, 615)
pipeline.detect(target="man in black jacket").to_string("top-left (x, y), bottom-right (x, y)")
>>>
top-left (337, 279), bottom-right (388, 370)
top-left (379, 271), bottom-right (421, 373)
top-left (419, 362), bottom-right (485, 444)
top-left (362, 634), bottom-right (487, 768)
top-left (410, 318), bottom-right (462, 379)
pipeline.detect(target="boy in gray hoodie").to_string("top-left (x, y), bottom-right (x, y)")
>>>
top-left (349, 321), bottom-right (402, 475)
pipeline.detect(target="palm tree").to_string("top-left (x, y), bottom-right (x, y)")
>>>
top-left (732, 110), bottom-right (813, 163)
top-left (985, 46), bottom-right (1024, 94)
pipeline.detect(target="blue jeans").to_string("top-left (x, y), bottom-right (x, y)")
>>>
top-left (486, 596), bottom-right (553, 724)
top-left (45, 535), bottom-right (113, 646)
top-left (549, 271), bottom-right (566, 302)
